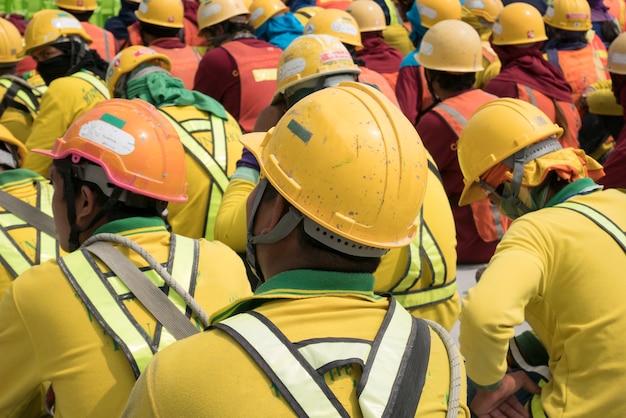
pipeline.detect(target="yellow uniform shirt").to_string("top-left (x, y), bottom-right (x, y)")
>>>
top-left (22, 70), bottom-right (109, 177)
top-left (122, 270), bottom-right (470, 417)
top-left (460, 186), bottom-right (626, 416)
top-left (0, 217), bottom-right (252, 418)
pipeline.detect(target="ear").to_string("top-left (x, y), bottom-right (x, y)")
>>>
top-left (74, 185), bottom-right (101, 229)
top-left (258, 193), bottom-right (290, 234)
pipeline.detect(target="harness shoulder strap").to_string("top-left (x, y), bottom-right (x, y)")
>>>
top-left (557, 201), bottom-right (626, 252)
top-left (71, 71), bottom-right (111, 99)
top-left (84, 240), bottom-right (199, 340)
top-left (0, 189), bottom-right (56, 236)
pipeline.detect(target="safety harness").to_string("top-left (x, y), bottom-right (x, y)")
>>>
top-left (0, 181), bottom-right (58, 278)
top-left (214, 298), bottom-right (462, 417)
top-left (158, 109), bottom-right (230, 240)
top-left (59, 233), bottom-right (205, 378)
top-left (0, 75), bottom-right (43, 118)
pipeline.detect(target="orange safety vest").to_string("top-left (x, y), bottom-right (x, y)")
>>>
top-left (380, 70), bottom-right (399, 93)
top-left (418, 65), bottom-right (434, 117)
top-left (128, 22), bottom-right (143, 48)
top-left (220, 41), bottom-right (281, 133)
top-left (358, 66), bottom-right (400, 108)
top-left (545, 43), bottom-right (609, 113)
top-left (149, 44), bottom-right (202, 90)
top-left (590, 33), bottom-right (609, 68)
top-left (517, 83), bottom-right (581, 149)
top-left (432, 89), bottom-right (510, 242)
top-left (81, 21), bottom-right (118, 62)
top-left (605, 0), bottom-right (626, 31)
top-left (316, 0), bottom-right (352, 10)
top-left (482, 42), bottom-right (498, 67)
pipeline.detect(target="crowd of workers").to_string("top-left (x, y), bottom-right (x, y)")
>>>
top-left (0, 0), bottom-right (624, 416)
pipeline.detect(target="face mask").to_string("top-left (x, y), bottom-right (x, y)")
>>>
top-left (37, 54), bottom-right (73, 85)
top-left (498, 182), bottom-right (533, 220)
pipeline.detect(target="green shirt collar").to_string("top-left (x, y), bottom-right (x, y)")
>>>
top-left (546, 178), bottom-right (602, 207)
top-left (92, 216), bottom-right (168, 236)
top-left (211, 269), bottom-right (380, 324)
top-left (0, 168), bottom-right (45, 188)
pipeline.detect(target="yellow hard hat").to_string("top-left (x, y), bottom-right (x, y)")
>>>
top-left (274, 34), bottom-right (360, 102)
top-left (135, 0), bottom-right (184, 29)
top-left (458, 98), bottom-right (563, 205)
top-left (20, 10), bottom-right (93, 57)
top-left (491, 2), bottom-right (548, 45)
top-left (55, 0), bottom-right (98, 12)
top-left (346, 0), bottom-right (387, 32)
top-left (197, 0), bottom-right (250, 33)
top-left (106, 45), bottom-right (172, 97)
top-left (607, 32), bottom-right (626, 74)
top-left (544, 0), bottom-right (591, 31)
top-left (304, 8), bottom-right (362, 48)
top-left (293, 6), bottom-right (324, 26)
top-left (416, 0), bottom-right (462, 29)
top-left (248, 0), bottom-right (288, 29)
top-left (464, 0), bottom-right (503, 23)
top-left (0, 18), bottom-right (23, 65)
top-left (0, 124), bottom-right (27, 167)
top-left (417, 19), bottom-right (484, 72)
top-left (241, 82), bottom-right (428, 251)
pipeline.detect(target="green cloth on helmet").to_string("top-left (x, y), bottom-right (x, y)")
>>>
top-left (125, 72), bottom-right (228, 120)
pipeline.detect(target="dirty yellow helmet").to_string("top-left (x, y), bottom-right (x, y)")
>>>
top-left (21, 10), bottom-right (93, 57)
top-left (55, 0), bottom-right (98, 12)
top-left (607, 32), bottom-right (626, 74)
top-left (416, 0), bottom-right (462, 29)
top-left (304, 8), bottom-right (363, 48)
top-left (135, 0), bottom-right (184, 29)
top-left (544, 0), bottom-right (591, 31)
top-left (346, 0), bottom-right (387, 32)
top-left (0, 18), bottom-right (23, 65)
top-left (293, 6), bottom-right (324, 26)
top-left (491, 2), bottom-right (547, 45)
top-left (417, 19), bottom-right (484, 72)
top-left (242, 82), bottom-right (427, 252)
top-left (106, 45), bottom-right (172, 97)
top-left (197, 0), bottom-right (250, 33)
top-left (273, 34), bottom-right (360, 102)
top-left (0, 124), bottom-right (27, 168)
top-left (464, 0), bottom-right (503, 23)
top-left (249, 0), bottom-right (288, 29)
top-left (458, 98), bottom-right (563, 205)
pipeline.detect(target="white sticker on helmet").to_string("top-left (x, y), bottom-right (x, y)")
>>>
top-left (417, 4), bottom-right (437, 19)
top-left (78, 120), bottom-right (135, 156)
top-left (330, 20), bottom-right (358, 36)
top-left (420, 41), bottom-right (433, 56)
top-left (51, 17), bottom-right (82, 30)
top-left (250, 7), bottom-right (265, 23)
top-left (278, 57), bottom-right (306, 82)
top-left (610, 52), bottom-right (626, 65)
top-left (199, 3), bottom-right (223, 19)
top-left (492, 22), bottom-right (503, 34)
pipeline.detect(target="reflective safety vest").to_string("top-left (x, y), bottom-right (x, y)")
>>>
top-left (149, 44), bottom-right (202, 91)
top-left (545, 43), bottom-right (609, 111)
top-left (71, 70), bottom-right (111, 100)
top-left (59, 233), bottom-right (200, 378)
top-left (81, 21), bottom-right (118, 62)
top-left (158, 107), bottom-right (231, 239)
top-left (517, 84), bottom-right (580, 149)
top-left (358, 66), bottom-right (400, 107)
top-left (432, 89), bottom-right (510, 242)
top-left (0, 181), bottom-right (58, 279)
top-left (214, 298), bottom-right (441, 417)
top-left (220, 41), bottom-right (281, 133)
top-left (389, 160), bottom-right (457, 309)
top-left (557, 200), bottom-right (626, 253)
top-left (0, 75), bottom-right (43, 119)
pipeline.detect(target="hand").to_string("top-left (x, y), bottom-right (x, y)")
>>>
top-left (580, 86), bottom-right (596, 108)
top-left (470, 371), bottom-right (541, 418)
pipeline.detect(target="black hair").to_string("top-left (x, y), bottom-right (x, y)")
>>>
top-left (58, 8), bottom-right (94, 22)
top-left (139, 21), bottom-right (182, 39)
top-left (427, 70), bottom-right (476, 91)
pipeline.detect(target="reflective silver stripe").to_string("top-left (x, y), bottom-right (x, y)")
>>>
top-left (297, 341), bottom-right (371, 370)
top-left (435, 102), bottom-right (468, 128)
top-left (159, 111), bottom-right (230, 240)
top-left (0, 225), bottom-right (31, 277)
top-left (0, 77), bottom-right (40, 115)
top-left (61, 234), bottom-right (197, 377)
top-left (557, 201), bottom-right (626, 252)
top-left (521, 85), bottom-right (539, 107)
top-left (71, 71), bottom-right (110, 99)
top-left (358, 301), bottom-right (413, 417)
top-left (219, 313), bottom-right (343, 417)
